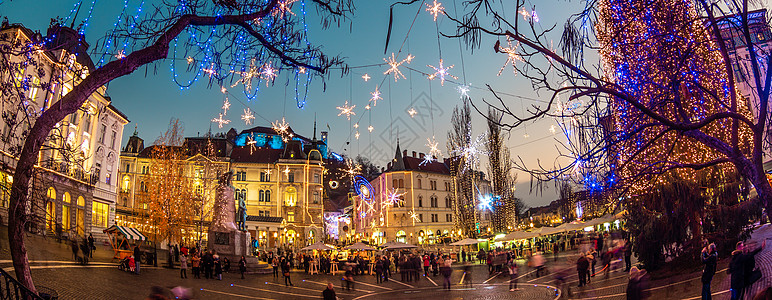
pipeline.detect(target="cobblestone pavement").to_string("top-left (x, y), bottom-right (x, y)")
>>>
top-left (2, 224), bottom-right (770, 299)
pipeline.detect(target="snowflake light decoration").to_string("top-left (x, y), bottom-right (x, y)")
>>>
top-left (230, 58), bottom-right (260, 91)
top-left (427, 59), bottom-right (458, 86)
top-left (355, 131), bottom-right (360, 139)
top-left (382, 188), bottom-right (405, 209)
top-left (451, 132), bottom-right (489, 171)
top-left (336, 100), bottom-right (356, 120)
top-left (186, 56), bottom-right (194, 64)
top-left (272, 0), bottom-right (298, 18)
top-left (370, 86), bottom-right (382, 106)
top-left (407, 107), bottom-right (417, 117)
top-left (383, 53), bottom-right (414, 82)
top-left (211, 113), bottom-right (230, 128)
top-left (420, 137), bottom-right (442, 166)
top-left (408, 210), bottom-right (420, 223)
top-left (246, 134), bottom-right (257, 154)
top-left (260, 62), bottom-right (278, 85)
top-left (298, 66), bottom-right (306, 74)
top-left (362, 74), bottom-right (370, 82)
top-left (272, 117), bottom-right (291, 141)
top-left (518, 7), bottom-right (531, 20)
top-left (241, 108), bottom-right (255, 125)
top-left (496, 38), bottom-right (523, 76)
top-left (367, 125), bottom-right (374, 133)
top-left (202, 64), bottom-right (217, 78)
top-left (425, 0), bottom-right (444, 21)
top-left (344, 159), bottom-right (362, 181)
top-left (477, 193), bottom-right (499, 211)
top-left (115, 50), bottom-right (126, 60)
top-left (457, 84), bottom-right (470, 98)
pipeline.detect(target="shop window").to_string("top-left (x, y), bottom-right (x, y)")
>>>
top-left (287, 212), bottom-right (295, 222)
top-left (92, 201), bottom-right (109, 228)
top-left (284, 187), bottom-right (297, 206)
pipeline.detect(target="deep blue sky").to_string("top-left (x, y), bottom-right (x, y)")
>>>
top-left (2, 0), bottom-right (596, 208)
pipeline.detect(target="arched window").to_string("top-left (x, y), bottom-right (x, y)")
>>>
top-left (392, 179), bottom-right (398, 188)
top-left (286, 229), bottom-right (296, 244)
top-left (45, 188), bottom-right (56, 232)
top-left (417, 179), bottom-right (422, 189)
top-left (47, 187), bottom-right (56, 200)
top-left (445, 196), bottom-right (451, 208)
top-left (431, 196), bottom-right (438, 208)
top-left (396, 230), bottom-right (406, 243)
top-left (121, 176), bottom-right (130, 192)
top-left (285, 187), bottom-right (297, 207)
top-left (418, 196), bottom-right (423, 207)
top-left (398, 179), bottom-right (404, 188)
top-left (265, 190), bottom-right (271, 202)
top-left (259, 190), bottom-right (265, 202)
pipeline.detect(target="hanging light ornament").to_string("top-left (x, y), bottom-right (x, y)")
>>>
top-left (370, 86), bottom-right (382, 106)
top-left (241, 108), bottom-right (255, 125)
top-left (211, 113), bottom-right (230, 128)
top-left (407, 108), bottom-right (418, 117)
top-left (272, 0), bottom-right (298, 18)
top-left (221, 98), bottom-right (231, 115)
top-left (383, 53), bottom-right (414, 82)
top-left (336, 100), bottom-right (356, 120)
top-left (495, 37), bottom-right (523, 76)
top-left (271, 117), bottom-right (291, 140)
top-left (260, 62), bottom-right (278, 85)
top-left (362, 74), bottom-right (371, 82)
top-left (457, 84), bottom-right (471, 98)
top-left (230, 58), bottom-right (260, 91)
top-left (425, 0), bottom-right (444, 21)
top-left (427, 59), bottom-right (458, 86)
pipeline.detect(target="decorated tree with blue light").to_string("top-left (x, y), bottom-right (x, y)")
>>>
top-left (0, 0), bottom-right (353, 292)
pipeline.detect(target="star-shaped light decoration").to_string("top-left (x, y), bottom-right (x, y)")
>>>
top-left (336, 100), bottom-right (356, 120)
top-left (186, 56), bottom-right (194, 64)
top-left (367, 125), bottom-right (374, 133)
top-left (451, 132), bottom-right (489, 171)
top-left (531, 10), bottom-right (540, 23)
top-left (355, 131), bottom-right (360, 139)
top-left (427, 59), bottom-right (458, 86)
top-left (383, 53), bottom-right (414, 82)
top-left (221, 98), bottom-right (231, 115)
top-left (457, 84), bottom-right (471, 98)
top-left (202, 64), bottom-right (217, 78)
top-left (518, 7), bottom-right (531, 20)
top-left (549, 125), bottom-right (556, 134)
top-left (370, 86), bottom-right (382, 106)
top-left (353, 123), bottom-right (359, 129)
top-left (408, 210), bottom-right (420, 223)
top-left (115, 50), bottom-right (126, 60)
top-left (260, 62), bottom-right (278, 85)
top-left (220, 86), bottom-right (227, 94)
top-left (407, 107), bottom-right (417, 117)
top-left (362, 74), bottom-right (370, 82)
top-left (246, 134), bottom-right (258, 154)
top-left (477, 193), bottom-right (499, 211)
top-left (298, 66), bottom-right (306, 74)
top-left (383, 188), bottom-right (405, 209)
top-left (496, 37), bottom-right (523, 77)
top-left (271, 117), bottom-right (291, 140)
top-left (231, 58), bottom-right (260, 91)
top-left (241, 108), bottom-right (255, 125)
top-left (365, 105), bottom-right (371, 110)
top-left (211, 113), bottom-right (230, 128)
top-left (425, 0), bottom-right (445, 22)
top-left (420, 136), bottom-right (442, 166)
top-left (272, 0), bottom-right (298, 18)
top-left (344, 159), bottom-right (362, 181)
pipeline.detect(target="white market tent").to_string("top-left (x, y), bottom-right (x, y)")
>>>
top-left (449, 238), bottom-right (480, 246)
top-left (301, 241), bottom-right (336, 251)
top-left (381, 241), bottom-right (418, 250)
top-left (343, 242), bottom-right (378, 251)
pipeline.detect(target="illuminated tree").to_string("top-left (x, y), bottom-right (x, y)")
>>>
top-left (447, 98), bottom-right (477, 237)
top-left (442, 0), bottom-right (771, 218)
top-left (141, 119), bottom-right (196, 254)
top-left (4, 0), bottom-right (353, 291)
top-left (485, 107), bottom-right (522, 232)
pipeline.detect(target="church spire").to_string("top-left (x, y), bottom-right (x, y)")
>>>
top-left (313, 114), bottom-right (317, 141)
top-left (392, 138), bottom-right (405, 171)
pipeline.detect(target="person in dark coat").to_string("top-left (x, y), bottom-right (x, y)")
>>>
top-left (80, 238), bottom-right (90, 264)
top-left (239, 256), bottom-right (247, 279)
top-left (282, 257), bottom-right (294, 286)
top-left (322, 283), bottom-right (337, 300)
top-left (214, 256), bottom-right (223, 280)
top-left (223, 257), bottom-right (231, 273)
top-left (375, 257), bottom-right (384, 284)
top-left (87, 234), bottom-right (95, 258)
top-left (71, 239), bottom-right (79, 261)
top-left (701, 243), bottom-right (717, 300)
top-left (577, 253), bottom-right (589, 287)
top-left (203, 251), bottom-right (214, 279)
top-left (626, 267), bottom-right (649, 300)
top-left (133, 245), bottom-right (142, 274)
top-left (624, 239), bottom-right (633, 271)
top-left (440, 261), bottom-right (453, 290)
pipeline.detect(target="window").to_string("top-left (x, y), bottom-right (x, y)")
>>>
top-left (445, 182), bottom-right (450, 191)
top-left (287, 212), bottom-right (295, 222)
top-left (92, 201), bottom-right (109, 228)
top-left (431, 214), bottom-right (438, 222)
top-left (418, 196), bottom-right (423, 207)
top-left (62, 205), bottom-right (71, 231)
top-left (398, 179), bottom-right (404, 188)
top-left (419, 214), bottom-right (423, 222)
top-left (430, 180), bottom-right (437, 190)
top-left (105, 172), bottom-right (111, 185)
top-left (417, 179), bottom-right (422, 189)
top-left (260, 171), bottom-right (271, 182)
top-left (392, 179), bottom-right (398, 188)
top-left (430, 196), bottom-right (438, 208)
top-left (259, 210), bottom-right (270, 217)
top-left (445, 196), bottom-right (451, 208)
top-left (83, 115), bottom-right (92, 133)
top-left (110, 131), bottom-right (117, 149)
top-left (288, 172), bottom-right (295, 183)
top-left (259, 190), bottom-right (265, 202)
top-left (313, 192), bottom-right (320, 204)
top-left (313, 173), bottom-right (321, 183)
top-left (284, 187), bottom-right (297, 206)
top-left (98, 124), bottom-right (106, 143)
top-left (446, 214), bottom-right (452, 222)
top-left (265, 190), bottom-right (271, 203)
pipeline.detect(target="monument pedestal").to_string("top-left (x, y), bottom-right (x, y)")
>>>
top-left (207, 230), bottom-right (252, 257)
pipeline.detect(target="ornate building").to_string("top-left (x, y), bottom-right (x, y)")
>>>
top-left (0, 23), bottom-right (128, 240)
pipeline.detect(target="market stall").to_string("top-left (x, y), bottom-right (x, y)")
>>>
top-left (103, 225), bottom-right (147, 260)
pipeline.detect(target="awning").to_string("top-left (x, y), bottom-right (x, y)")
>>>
top-left (104, 225), bottom-right (147, 241)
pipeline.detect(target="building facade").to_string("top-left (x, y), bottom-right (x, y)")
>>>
top-left (0, 23), bottom-right (128, 240)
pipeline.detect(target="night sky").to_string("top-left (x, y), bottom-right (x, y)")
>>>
top-left (7, 0), bottom-right (746, 208)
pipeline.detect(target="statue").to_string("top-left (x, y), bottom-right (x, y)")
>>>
top-left (237, 193), bottom-right (247, 231)
top-left (210, 171), bottom-right (237, 232)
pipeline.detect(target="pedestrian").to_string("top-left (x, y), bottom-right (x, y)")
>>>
top-left (440, 259), bottom-right (452, 290)
top-left (282, 257), bottom-right (294, 286)
top-left (239, 256), bottom-right (247, 279)
top-left (180, 254), bottom-right (188, 279)
top-left (701, 243), bottom-right (717, 300)
top-left (462, 260), bottom-right (473, 287)
top-left (344, 266), bottom-right (355, 291)
top-left (223, 256), bottom-right (231, 273)
top-left (508, 259), bottom-right (519, 292)
top-left (191, 254), bottom-right (201, 279)
top-left (626, 266), bottom-right (650, 300)
top-left (423, 254), bottom-right (430, 276)
top-left (577, 253), bottom-right (589, 287)
top-left (322, 283), bottom-right (337, 300)
top-left (478, 249), bottom-right (485, 264)
top-left (174, 244), bottom-right (180, 263)
top-left (71, 239), bottom-right (79, 261)
top-left (375, 256), bottom-right (384, 284)
top-left (80, 238), bottom-right (90, 264)
top-left (624, 239), bottom-right (632, 271)
top-left (272, 256), bottom-right (280, 278)
top-left (729, 240), bottom-right (766, 300)
top-left (532, 251), bottom-right (545, 278)
top-left (461, 249), bottom-right (466, 263)
top-left (383, 255), bottom-right (391, 281)
top-left (589, 249), bottom-right (597, 277)
top-left (400, 256), bottom-right (408, 282)
top-left (203, 251), bottom-right (213, 279)
top-left (214, 255), bottom-right (223, 280)
top-left (133, 245), bottom-right (142, 275)
top-left (87, 233), bottom-right (95, 258)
